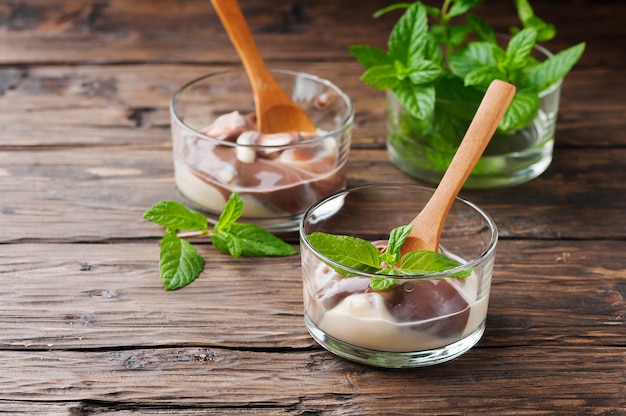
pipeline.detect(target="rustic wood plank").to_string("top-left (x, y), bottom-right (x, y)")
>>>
top-left (1, 64), bottom-right (624, 148)
top-left (0, 0), bottom-right (618, 69)
top-left (1, 146), bottom-right (624, 242)
top-left (0, 62), bottom-right (384, 148)
top-left (1, 1), bottom-right (624, 413)
top-left (0, 346), bottom-right (623, 414)
top-left (0, 241), bottom-right (623, 350)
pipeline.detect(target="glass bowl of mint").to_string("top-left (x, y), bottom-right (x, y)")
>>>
top-left (299, 184), bottom-right (497, 368)
top-left (350, 0), bottom-right (585, 189)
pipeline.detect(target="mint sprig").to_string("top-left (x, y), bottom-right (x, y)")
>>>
top-left (349, 0), bottom-right (585, 134)
top-left (307, 224), bottom-right (471, 292)
top-left (144, 193), bottom-right (297, 290)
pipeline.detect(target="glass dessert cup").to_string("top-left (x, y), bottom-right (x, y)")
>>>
top-left (170, 69), bottom-right (353, 232)
top-left (299, 184), bottom-right (497, 368)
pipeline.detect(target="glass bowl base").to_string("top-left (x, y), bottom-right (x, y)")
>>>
top-left (304, 314), bottom-right (485, 368)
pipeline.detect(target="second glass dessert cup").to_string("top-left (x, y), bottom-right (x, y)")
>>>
top-left (170, 69), bottom-right (353, 232)
top-left (299, 184), bottom-right (498, 368)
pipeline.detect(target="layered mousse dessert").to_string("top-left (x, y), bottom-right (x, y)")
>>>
top-left (173, 110), bottom-right (347, 220)
top-left (301, 246), bottom-right (490, 352)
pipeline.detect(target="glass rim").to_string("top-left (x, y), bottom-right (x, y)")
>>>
top-left (299, 183), bottom-right (498, 280)
top-left (169, 68), bottom-right (355, 149)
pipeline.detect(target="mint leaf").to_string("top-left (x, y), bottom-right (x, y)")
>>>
top-left (522, 42), bottom-right (585, 92)
top-left (213, 223), bottom-right (297, 258)
top-left (392, 80), bottom-right (435, 120)
top-left (373, 3), bottom-right (412, 19)
top-left (505, 28), bottom-right (537, 70)
top-left (407, 60), bottom-right (442, 85)
top-left (466, 14), bottom-right (496, 43)
top-left (159, 228), bottom-right (205, 290)
top-left (448, 0), bottom-right (483, 17)
top-left (464, 66), bottom-right (506, 89)
top-left (448, 42), bottom-right (500, 79)
top-left (388, 1), bottom-right (428, 65)
top-left (500, 89), bottom-right (540, 133)
top-left (381, 224), bottom-right (412, 266)
top-left (514, 0), bottom-right (555, 42)
top-left (306, 229), bottom-right (473, 291)
top-left (146, 192), bottom-right (296, 290)
top-left (360, 64), bottom-right (400, 90)
top-left (144, 200), bottom-right (207, 232)
top-left (349, 45), bottom-right (392, 69)
top-left (370, 276), bottom-right (396, 291)
top-left (307, 232), bottom-right (381, 273)
top-left (447, 23), bottom-right (473, 47)
top-left (215, 192), bottom-right (243, 232)
top-left (399, 250), bottom-right (471, 278)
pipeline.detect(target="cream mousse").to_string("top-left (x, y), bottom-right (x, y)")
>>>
top-left (302, 250), bottom-right (489, 352)
top-left (174, 111), bottom-right (346, 218)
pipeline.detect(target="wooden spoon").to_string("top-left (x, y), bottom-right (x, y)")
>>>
top-left (401, 79), bottom-right (516, 254)
top-left (210, 0), bottom-right (316, 134)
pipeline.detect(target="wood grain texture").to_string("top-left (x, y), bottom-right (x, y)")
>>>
top-left (1, 0), bottom-right (624, 414)
top-left (0, 347), bottom-right (624, 413)
top-left (1, 146), bottom-right (625, 242)
top-left (1, 64), bottom-right (624, 148)
top-left (0, 241), bottom-right (623, 350)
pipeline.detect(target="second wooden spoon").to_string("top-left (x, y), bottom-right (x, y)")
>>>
top-left (210, 0), bottom-right (316, 134)
top-left (401, 79), bottom-right (516, 254)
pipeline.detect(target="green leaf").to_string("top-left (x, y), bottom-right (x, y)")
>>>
top-left (523, 16), bottom-right (556, 42)
top-left (212, 230), bottom-right (242, 259)
top-left (373, 2), bottom-right (412, 18)
top-left (213, 223), bottom-right (297, 258)
top-left (448, 0), bottom-right (483, 17)
top-left (466, 14), bottom-right (496, 43)
top-left (448, 42), bottom-right (500, 79)
top-left (349, 44), bottom-right (392, 69)
top-left (464, 66), bottom-right (506, 89)
top-left (514, 0), bottom-right (556, 42)
top-left (370, 276), bottom-right (396, 291)
top-left (143, 200), bottom-right (208, 232)
top-left (307, 232), bottom-right (381, 273)
top-left (399, 250), bottom-right (470, 278)
top-left (447, 23), bottom-right (473, 46)
top-left (407, 60), bottom-right (442, 85)
top-left (380, 224), bottom-right (413, 266)
top-left (392, 80), bottom-right (435, 120)
top-left (422, 32), bottom-right (444, 64)
top-left (522, 42), bottom-right (585, 92)
top-left (505, 28), bottom-right (537, 70)
top-left (360, 64), bottom-right (401, 90)
top-left (159, 229), bottom-right (205, 290)
top-left (514, 0), bottom-right (534, 25)
top-left (215, 192), bottom-right (243, 232)
top-left (500, 89), bottom-right (540, 133)
top-left (388, 1), bottom-right (429, 65)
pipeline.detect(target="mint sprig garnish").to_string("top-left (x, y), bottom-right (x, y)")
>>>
top-left (307, 224), bottom-right (471, 292)
top-left (349, 0), bottom-right (585, 133)
top-left (144, 193), bottom-right (297, 290)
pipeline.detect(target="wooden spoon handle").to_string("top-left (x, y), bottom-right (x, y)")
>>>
top-left (210, 0), bottom-right (272, 92)
top-left (404, 80), bottom-right (516, 252)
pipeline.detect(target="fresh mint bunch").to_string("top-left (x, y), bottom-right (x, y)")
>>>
top-left (144, 193), bottom-right (297, 290)
top-left (307, 224), bottom-right (471, 291)
top-left (349, 0), bottom-right (585, 133)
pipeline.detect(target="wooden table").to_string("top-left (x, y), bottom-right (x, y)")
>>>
top-left (1, 0), bottom-right (624, 414)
